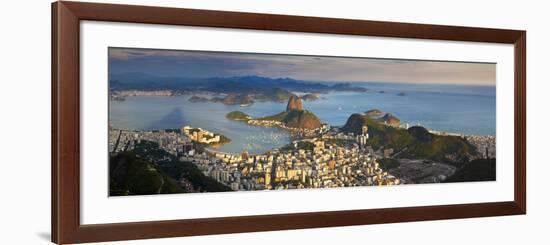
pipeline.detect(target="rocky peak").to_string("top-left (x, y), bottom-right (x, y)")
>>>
top-left (286, 95), bottom-right (304, 111)
top-left (380, 113), bottom-right (400, 126)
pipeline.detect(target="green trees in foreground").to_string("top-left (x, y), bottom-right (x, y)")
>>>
top-left (109, 141), bottom-right (231, 196)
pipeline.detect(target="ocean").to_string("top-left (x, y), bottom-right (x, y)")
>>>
top-left (109, 82), bottom-right (496, 154)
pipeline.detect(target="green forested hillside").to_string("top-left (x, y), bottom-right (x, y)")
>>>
top-left (341, 113), bottom-right (478, 164)
top-left (109, 141), bottom-right (231, 196)
top-left (109, 152), bottom-right (182, 196)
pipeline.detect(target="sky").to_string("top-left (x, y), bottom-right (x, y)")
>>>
top-left (109, 47), bottom-right (496, 86)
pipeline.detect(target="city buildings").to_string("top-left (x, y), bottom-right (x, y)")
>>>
top-left (109, 123), bottom-right (400, 192)
top-left (182, 126), bottom-right (222, 144)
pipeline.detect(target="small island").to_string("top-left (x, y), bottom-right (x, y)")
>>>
top-left (226, 111), bottom-right (252, 121)
top-left (211, 93), bottom-right (254, 106)
top-left (301, 93), bottom-right (320, 101)
top-left (363, 109), bottom-right (401, 126)
top-left (188, 95), bottom-right (210, 103)
top-left (187, 88), bottom-right (297, 106)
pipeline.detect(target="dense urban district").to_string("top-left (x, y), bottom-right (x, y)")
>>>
top-left (109, 88), bottom-right (496, 196)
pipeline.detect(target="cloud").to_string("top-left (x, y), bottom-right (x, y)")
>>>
top-left (109, 47), bottom-right (495, 85)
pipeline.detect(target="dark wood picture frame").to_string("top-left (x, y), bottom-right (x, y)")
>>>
top-left (51, 1), bottom-right (526, 244)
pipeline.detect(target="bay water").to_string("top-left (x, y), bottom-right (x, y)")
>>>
top-left (109, 82), bottom-right (495, 154)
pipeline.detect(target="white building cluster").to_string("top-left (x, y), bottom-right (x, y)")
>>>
top-left (182, 126), bottom-right (221, 144)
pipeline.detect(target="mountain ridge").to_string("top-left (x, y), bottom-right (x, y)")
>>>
top-left (110, 73), bottom-right (368, 93)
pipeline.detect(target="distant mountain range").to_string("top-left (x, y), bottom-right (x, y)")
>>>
top-left (109, 73), bottom-right (368, 93)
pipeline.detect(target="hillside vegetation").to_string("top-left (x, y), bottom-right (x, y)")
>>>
top-left (229, 96), bottom-right (323, 130)
top-left (109, 152), bottom-right (182, 196)
top-left (226, 111), bottom-right (251, 121)
top-left (256, 109), bottom-right (322, 129)
top-left (109, 141), bottom-right (231, 196)
top-left (341, 113), bottom-right (478, 164)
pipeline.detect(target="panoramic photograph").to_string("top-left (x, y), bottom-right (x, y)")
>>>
top-left (108, 47), bottom-right (496, 196)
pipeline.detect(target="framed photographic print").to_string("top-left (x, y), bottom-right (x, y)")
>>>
top-left (52, 1), bottom-right (526, 244)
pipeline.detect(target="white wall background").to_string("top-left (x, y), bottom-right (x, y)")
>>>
top-left (0, 0), bottom-right (547, 244)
